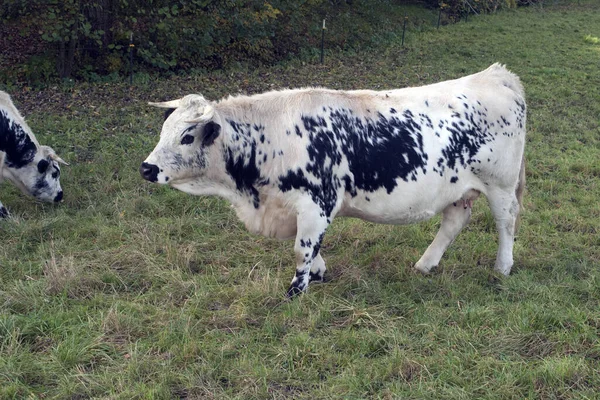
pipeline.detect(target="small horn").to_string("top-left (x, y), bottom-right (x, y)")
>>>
top-left (185, 104), bottom-right (215, 124)
top-left (49, 153), bottom-right (69, 166)
top-left (148, 99), bottom-right (183, 109)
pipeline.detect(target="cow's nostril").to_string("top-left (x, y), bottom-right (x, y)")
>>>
top-left (140, 162), bottom-right (159, 182)
top-left (54, 191), bottom-right (63, 202)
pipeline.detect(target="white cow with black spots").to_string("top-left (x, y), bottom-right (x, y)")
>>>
top-left (0, 91), bottom-right (67, 217)
top-left (141, 63), bottom-right (526, 296)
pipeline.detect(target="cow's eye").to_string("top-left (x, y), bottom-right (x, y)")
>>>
top-left (181, 134), bottom-right (195, 145)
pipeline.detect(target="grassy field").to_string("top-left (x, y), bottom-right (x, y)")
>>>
top-left (1, 2), bottom-right (600, 399)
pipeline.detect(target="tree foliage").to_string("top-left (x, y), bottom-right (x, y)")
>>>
top-left (1, 0), bottom-right (541, 82)
top-left (425, 0), bottom-right (542, 21)
top-left (2, 0), bottom-right (343, 80)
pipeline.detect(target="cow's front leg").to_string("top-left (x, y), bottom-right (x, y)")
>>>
top-left (287, 207), bottom-right (330, 298)
top-left (0, 201), bottom-right (8, 218)
top-left (309, 253), bottom-right (327, 283)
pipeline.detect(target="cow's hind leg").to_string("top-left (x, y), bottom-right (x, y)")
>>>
top-left (487, 188), bottom-right (520, 275)
top-left (414, 199), bottom-right (474, 273)
top-left (287, 204), bottom-right (330, 298)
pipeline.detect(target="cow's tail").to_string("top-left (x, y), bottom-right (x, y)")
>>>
top-left (514, 154), bottom-right (526, 233)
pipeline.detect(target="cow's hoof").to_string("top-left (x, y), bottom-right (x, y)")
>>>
top-left (494, 265), bottom-right (512, 276)
top-left (286, 284), bottom-right (306, 299)
top-left (413, 261), bottom-right (434, 274)
top-left (0, 207), bottom-right (9, 219)
top-left (309, 271), bottom-right (328, 283)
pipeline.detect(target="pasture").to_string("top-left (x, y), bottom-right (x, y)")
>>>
top-left (1, 2), bottom-right (599, 399)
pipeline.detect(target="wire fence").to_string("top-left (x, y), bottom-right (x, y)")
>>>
top-left (311, 0), bottom-right (588, 66)
top-left (107, 0), bottom-right (594, 84)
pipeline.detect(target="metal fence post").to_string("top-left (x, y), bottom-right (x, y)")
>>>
top-left (320, 19), bottom-right (326, 64)
top-left (129, 33), bottom-right (134, 85)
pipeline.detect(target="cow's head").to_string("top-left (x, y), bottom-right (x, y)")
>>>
top-left (1, 144), bottom-right (67, 203)
top-left (141, 94), bottom-right (221, 186)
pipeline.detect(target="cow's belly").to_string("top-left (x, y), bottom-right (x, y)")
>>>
top-left (338, 182), bottom-right (475, 225)
top-left (339, 197), bottom-right (438, 224)
top-left (340, 205), bottom-right (437, 225)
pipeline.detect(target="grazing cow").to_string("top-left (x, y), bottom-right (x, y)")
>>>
top-left (141, 63), bottom-right (526, 296)
top-left (0, 91), bottom-right (67, 217)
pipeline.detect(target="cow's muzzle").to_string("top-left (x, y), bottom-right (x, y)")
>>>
top-left (140, 162), bottom-right (159, 182)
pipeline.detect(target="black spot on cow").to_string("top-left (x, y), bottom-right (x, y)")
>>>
top-left (312, 232), bottom-right (325, 259)
top-left (224, 120), bottom-right (269, 208)
top-left (342, 175), bottom-right (356, 197)
top-left (228, 120), bottom-right (251, 135)
top-left (300, 239), bottom-right (313, 248)
top-left (0, 110), bottom-right (37, 169)
top-left (450, 176), bottom-right (458, 183)
top-left (279, 168), bottom-right (339, 217)
top-left (390, 108), bottom-right (397, 114)
top-left (31, 175), bottom-right (49, 197)
top-left (37, 159), bottom-right (49, 173)
top-left (419, 113), bottom-right (434, 129)
top-left (279, 108), bottom-right (428, 215)
top-left (435, 101), bottom-right (494, 173)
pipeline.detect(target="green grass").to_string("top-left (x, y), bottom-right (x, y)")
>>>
top-left (1, 2), bottom-right (600, 399)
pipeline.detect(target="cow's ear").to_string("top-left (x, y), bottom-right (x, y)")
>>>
top-left (202, 121), bottom-right (221, 146)
top-left (164, 108), bottom-right (176, 121)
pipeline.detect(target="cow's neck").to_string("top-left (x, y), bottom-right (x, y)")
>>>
top-left (1, 109), bottom-right (39, 169)
top-left (215, 106), bottom-right (268, 211)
